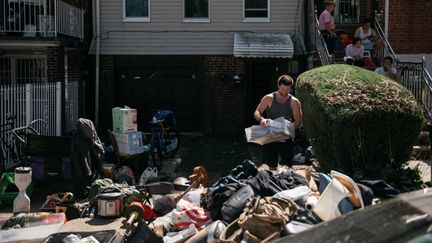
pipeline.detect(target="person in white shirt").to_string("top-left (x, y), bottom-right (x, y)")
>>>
top-left (354, 19), bottom-right (378, 52)
top-left (375, 56), bottom-right (397, 80)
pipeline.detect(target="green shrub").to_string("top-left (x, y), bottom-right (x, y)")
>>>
top-left (296, 64), bottom-right (423, 179)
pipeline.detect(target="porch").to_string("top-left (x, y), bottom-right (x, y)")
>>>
top-left (0, 0), bottom-right (84, 39)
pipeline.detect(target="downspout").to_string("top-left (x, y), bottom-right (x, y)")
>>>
top-left (384, 0), bottom-right (389, 37)
top-left (95, 0), bottom-right (100, 127)
top-left (305, 0), bottom-right (315, 70)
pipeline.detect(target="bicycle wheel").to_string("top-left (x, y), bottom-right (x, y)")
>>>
top-left (150, 138), bottom-right (163, 171)
top-left (161, 129), bottom-right (179, 159)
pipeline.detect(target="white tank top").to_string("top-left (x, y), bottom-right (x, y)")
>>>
top-left (359, 27), bottom-right (372, 44)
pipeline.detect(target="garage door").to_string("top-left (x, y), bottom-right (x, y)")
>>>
top-left (115, 66), bottom-right (203, 132)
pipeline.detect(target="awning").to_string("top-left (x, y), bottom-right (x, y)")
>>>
top-left (234, 32), bottom-right (294, 58)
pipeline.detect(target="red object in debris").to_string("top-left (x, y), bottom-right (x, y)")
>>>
top-left (125, 201), bottom-right (156, 226)
top-left (142, 202), bottom-right (156, 221)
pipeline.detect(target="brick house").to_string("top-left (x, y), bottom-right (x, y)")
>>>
top-left (386, 0), bottom-right (432, 71)
top-left (0, 0), bottom-right (91, 133)
top-left (0, 0), bottom-right (91, 84)
top-left (89, 0), bottom-right (312, 135)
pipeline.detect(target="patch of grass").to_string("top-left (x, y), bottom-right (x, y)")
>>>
top-left (299, 64), bottom-right (419, 117)
top-left (178, 135), bottom-right (250, 176)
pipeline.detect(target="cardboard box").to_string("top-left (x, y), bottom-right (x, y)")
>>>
top-left (112, 107), bottom-right (138, 133)
top-left (117, 143), bottom-right (144, 155)
top-left (113, 131), bottom-right (143, 144)
top-left (113, 131), bottom-right (144, 154)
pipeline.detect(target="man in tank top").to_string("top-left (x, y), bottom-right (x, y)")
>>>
top-left (254, 75), bottom-right (303, 170)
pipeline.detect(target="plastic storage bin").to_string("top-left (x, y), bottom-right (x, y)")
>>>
top-left (0, 213), bottom-right (65, 242)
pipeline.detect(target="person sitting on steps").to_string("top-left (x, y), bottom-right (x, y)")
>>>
top-left (354, 19), bottom-right (378, 52)
top-left (375, 56), bottom-right (397, 80)
top-left (345, 38), bottom-right (365, 67)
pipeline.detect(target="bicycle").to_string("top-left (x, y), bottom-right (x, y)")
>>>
top-left (146, 110), bottom-right (180, 171)
top-left (0, 114), bottom-right (46, 173)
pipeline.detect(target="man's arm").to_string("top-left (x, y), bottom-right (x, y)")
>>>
top-left (384, 64), bottom-right (397, 80)
top-left (291, 97), bottom-right (302, 128)
top-left (254, 96), bottom-right (271, 128)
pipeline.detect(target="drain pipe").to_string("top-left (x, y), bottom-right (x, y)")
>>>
top-left (95, 0), bottom-right (100, 127)
top-left (384, 0), bottom-right (389, 37)
top-left (305, 0), bottom-right (315, 70)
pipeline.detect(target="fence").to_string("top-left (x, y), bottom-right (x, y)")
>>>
top-left (397, 60), bottom-right (432, 119)
top-left (0, 81), bottom-right (80, 169)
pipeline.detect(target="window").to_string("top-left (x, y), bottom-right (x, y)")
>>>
top-left (184, 0), bottom-right (209, 21)
top-left (243, 0), bottom-right (270, 21)
top-left (334, 0), bottom-right (359, 24)
top-left (0, 56), bottom-right (47, 85)
top-left (123, 0), bottom-right (150, 22)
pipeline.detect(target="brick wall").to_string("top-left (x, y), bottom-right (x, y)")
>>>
top-left (99, 55), bottom-right (115, 131)
top-left (203, 56), bottom-right (246, 135)
top-left (66, 50), bottom-right (82, 81)
top-left (388, 0), bottom-right (432, 53)
top-left (46, 46), bottom-right (64, 82)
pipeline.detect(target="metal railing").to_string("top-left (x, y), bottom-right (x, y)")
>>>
top-left (373, 18), bottom-right (432, 117)
top-left (0, 55), bottom-right (47, 85)
top-left (314, 12), bottom-right (332, 66)
top-left (0, 0), bottom-right (84, 39)
top-left (334, 0), bottom-right (360, 24)
top-left (0, 80), bottom-right (81, 169)
top-left (397, 59), bottom-right (432, 119)
top-left (373, 18), bottom-right (397, 65)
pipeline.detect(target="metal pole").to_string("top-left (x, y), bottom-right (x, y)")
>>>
top-left (25, 84), bottom-right (32, 126)
top-left (384, 0), bottom-right (389, 38)
top-left (56, 82), bottom-right (62, 135)
top-left (95, 0), bottom-right (101, 127)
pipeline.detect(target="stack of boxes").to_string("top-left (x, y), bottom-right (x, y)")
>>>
top-left (112, 107), bottom-right (144, 154)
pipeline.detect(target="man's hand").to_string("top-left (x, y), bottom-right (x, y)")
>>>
top-left (260, 118), bottom-right (269, 128)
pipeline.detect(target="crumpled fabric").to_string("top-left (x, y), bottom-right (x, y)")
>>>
top-left (247, 170), bottom-right (308, 197)
top-left (206, 181), bottom-right (243, 220)
top-left (77, 118), bottom-right (104, 158)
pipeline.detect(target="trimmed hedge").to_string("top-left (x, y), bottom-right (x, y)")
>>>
top-left (296, 64), bottom-right (423, 179)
